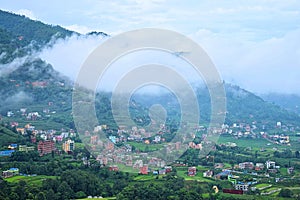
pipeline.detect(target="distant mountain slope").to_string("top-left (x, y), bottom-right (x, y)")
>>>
top-left (0, 9), bottom-right (299, 132)
top-left (224, 84), bottom-right (300, 127)
top-left (131, 83), bottom-right (300, 128)
top-left (262, 93), bottom-right (300, 116)
top-left (0, 9), bottom-right (75, 63)
top-left (0, 58), bottom-right (72, 112)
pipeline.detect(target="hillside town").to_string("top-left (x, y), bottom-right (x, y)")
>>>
top-left (2, 104), bottom-right (299, 198)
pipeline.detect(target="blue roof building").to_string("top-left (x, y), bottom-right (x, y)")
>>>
top-left (0, 150), bottom-right (15, 157)
top-left (8, 144), bottom-right (18, 149)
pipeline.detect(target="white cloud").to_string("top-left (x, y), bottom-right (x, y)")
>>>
top-left (39, 34), bottom-right (107, 80)
top-left (1, 0), bottom-right (300, 94)
top-left (190, 28), bottom-right (300, 94)
top-left (16, 9), bottom-right (37, 20)
top-left (64, 24), bottom-right (93, 34)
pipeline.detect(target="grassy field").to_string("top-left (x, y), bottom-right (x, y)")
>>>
top-left (75, 142), bottom-right (86, 149)
top-left (217, 193), bottom-right (290, 200)
top-left (78, 198), bottom-right (116, 200)
top-left (218, 134), bottom-right (300, 152)
top-left (116, 164), bottom-right (139, 173)
top-left (176, 166), bottom-right (210, 171)
top-left (255, 183), bottom-right (272, 189)
top-left (261, 186), bottom-right (280, 193)
top-left (289, 188), bottom-right (300, 195)
top-left (6, 175), bottom-right (57, 186)
top-left (134, 174), bottom-right (159, 181)
top-left (218, 136), bottom-right (271, 149)
top-left (279, 167), bottom-right (289, 176)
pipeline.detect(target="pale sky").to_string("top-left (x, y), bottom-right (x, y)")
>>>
top-left (1, 0), bottom-right (300, 94)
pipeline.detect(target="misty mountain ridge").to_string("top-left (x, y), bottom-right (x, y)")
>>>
top-left (0, 10), bottom-right (75, 64)
top-left (262, 93), bottom-right (300, 116)
top-left (0, 9), bottom-right (300, 129)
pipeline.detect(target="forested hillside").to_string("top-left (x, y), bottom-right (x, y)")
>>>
top-left (0, 125), bottom-right (26, 147)
top-left (0, 10), bottom-right (74, 63)
top-left (262, 93), bottom-right (300, 116)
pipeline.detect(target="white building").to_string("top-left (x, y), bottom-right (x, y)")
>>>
top-left (266, 160), bottom-right (276, 169)
top-left (235, 184), bottom-right (249, 191)
top-left (154, 135), bottom-right (161, 143)
top-left (7, 111), bottom-right (14, 117)
top-left (276, 122), bottom-right (282, 127)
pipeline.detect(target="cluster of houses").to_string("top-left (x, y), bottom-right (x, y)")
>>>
top-left (7, 109), bottom-right (43, 121)
top-left (267, 134), bottom-right (290, 145)
top-left (93, 140), bottom-right (182, 172)
top-left (6, 110), bottom-right (77, 149)
top-left (206, 160), bottom-right (281, 177)
top-left (0, 138), bottom-right (75, 157)
top-left (93, 124), bottom-right (172, 145)
top-left (220, 121), bottom-right (293, 146)
top-left (8, 79), bottom-right (65, 89)
top-left (84, 120), bottom-right (296, 175)
top-left (88, 124), bottom-right (189, 172)
top-left (200, 160), bottom-right (290, 192)
top-left (108, 164), bottom-right (174, 176)
top-left (1, 116), bottom-right (76, 157)
top-left (0, 143), bottom-right (35, 157)
top-left (11, 122), bottom-right (76, 143)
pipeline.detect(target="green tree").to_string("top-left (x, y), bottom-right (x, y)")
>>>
top-left (35, 192), bottom-right (46, 200)
top-left (295, 150), bottom-right (300, 158)
top-left (75, 191), bottom-right (87, 199)
top-left (278, 188), bottom-right (293, 198)
top-left (57, 181), bottom-right (73, 200)
top-left (9, 192), bottom-right (19, 200)
top-left (15, 180), bottom-right (27, 200)
top-left (45, 189), bottom-right (55, 200)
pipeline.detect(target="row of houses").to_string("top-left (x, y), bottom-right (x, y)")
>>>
top-left (139, 165), bottom-right (173, 175)
top-left (1, 138), bottom-right (74, 157)
top-left (238, 160), bottom-right (278, 171)
top-left (0, 144), bottom-right (35, 157)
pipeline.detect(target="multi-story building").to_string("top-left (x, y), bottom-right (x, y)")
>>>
top-left (19, 145), bottom-right (35, 152)
top-left (62, 139), bottom-right (75, 153)
top-left (239, 162), bottom-right (254, 170)
top-left (255, 163), bottom-right (264, 171)
top-left (37, 140), bottom-right (55, 156)
top-left (140, 165), bottom-right (148, 175)
top-left (235, 184), bottom-right (249, 191)
top-left (266, 160), bottom-right (276, 169)
top-left (188, 167), bottom-right (197, 176)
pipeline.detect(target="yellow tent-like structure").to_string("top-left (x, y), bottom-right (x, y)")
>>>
top-left (212, 186), bottom-right (219, 193)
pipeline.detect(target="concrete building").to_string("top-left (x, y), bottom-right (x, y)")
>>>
top-left (239, 162), bottom-right (254, 170)
top-left (188, 167), bottom-right (197, 176)
top-left (203, 170), bottom-right (213, 178)
top-left (2, 168), bottom-right (19, 178)
top-left (62, 139), bottom-right (75, 153)
top-left (19, 145), bottom-right (35, 152)
top-left (140, 165), bottom-right (148, 175)
top-left (255, 163), bottom-right (264, 171)
top-left (235, 184), bottom-right (249, 191)
top-left (266, 160), bottom-right (276, 169)
top-left (38, 140), bottom-right (55, 156)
